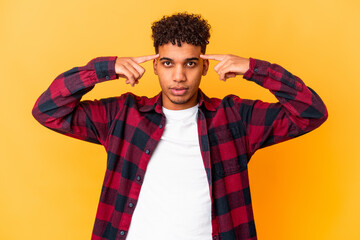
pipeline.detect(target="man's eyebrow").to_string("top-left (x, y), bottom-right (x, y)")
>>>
top-left (159, 57), bottom-right (173, 61)
top-left (185, 57), bottom-right (199, 61)
top-left (159, 57), bottom-right (199, 61)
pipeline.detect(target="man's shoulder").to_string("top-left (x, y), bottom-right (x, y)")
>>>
top-left (201, 92), bottom-right (244, 111)
top-left (95, 92), bottom-right (159, 108)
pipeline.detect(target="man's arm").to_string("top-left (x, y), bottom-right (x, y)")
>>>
top-left (201, 54), bottom-right (328, 156)
top-left (32, 54), bottom-right (158, 146)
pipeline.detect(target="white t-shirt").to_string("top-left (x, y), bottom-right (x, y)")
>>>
top-left (126, 104), bottom-right (212, 240)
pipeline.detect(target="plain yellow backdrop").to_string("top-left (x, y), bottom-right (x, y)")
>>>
top-left (1, 0), bottom-right (359, 239)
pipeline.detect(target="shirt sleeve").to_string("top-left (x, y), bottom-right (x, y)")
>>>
top-left (234, 58), bottom-right (328, 156)
top-left (32, 57), bottom-right (120, 147)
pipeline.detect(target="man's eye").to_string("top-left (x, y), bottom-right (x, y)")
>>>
top-left (163, 61), bottom-right (171, 66)
top-left (187, 62), bottom-right (196, 67)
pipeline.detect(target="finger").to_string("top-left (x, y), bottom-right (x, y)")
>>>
top-left (217, 59), bottom-right (236, 73)
top-left (123, 62), bottom-right (141, 80)
top-left (225, 73), bottom-right (237, 79)
top-left (219, 65), bottom-right (241, 81)
top-left (219, 72), bottom-right (236, 81)
top-left (128, 58), bottom-right (146, 78)
top-left (118, 65), bottom-right (136, 85)
top-left (219, 71), bottom-right (227, 81)
top-left (217, 63), bottom-right (235, 81)
top-left (214, 59), bottom-right (229, 73)
top-left (126, 79), bottom-right (139, 86)
top-left (200, 54), bottom-right (226, 61)
top-left (133, 54), bottom-right (159, 64)
top-left (221, 64), bottom-right (241, 76)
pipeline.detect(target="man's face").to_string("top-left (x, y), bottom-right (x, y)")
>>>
top-left (153, 42), bottom-right (209, 110)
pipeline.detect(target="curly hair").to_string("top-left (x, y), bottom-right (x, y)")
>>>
top-left (151, 12), bottom-right (211, 54)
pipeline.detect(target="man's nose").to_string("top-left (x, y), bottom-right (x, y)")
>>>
top-left (173, 65), bottom-right (186, 82)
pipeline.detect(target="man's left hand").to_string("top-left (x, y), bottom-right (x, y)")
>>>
top-left (200, 54), bottom-right (250, 81)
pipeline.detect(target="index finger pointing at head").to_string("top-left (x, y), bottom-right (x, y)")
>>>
top-left (133, 54), bottom-right (159, 64)
top-left (200, 54), bottom-right (226, 61)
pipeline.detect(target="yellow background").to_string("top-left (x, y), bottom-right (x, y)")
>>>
top-left (1, 0), bottom-right (359, 239)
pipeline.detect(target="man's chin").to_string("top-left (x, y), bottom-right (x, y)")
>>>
top-left (162, 91), bottom-right (198, 109)
top-left (169, 97), bottom-right (189, 105)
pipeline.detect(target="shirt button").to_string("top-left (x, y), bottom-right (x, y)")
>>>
top-left (136, 175), bottom-right (141, 181)
top-left (213, 236), bottom-right (217, 240)
top-left (145, 149), bottom-right (150, 154)
top-left (159, 124), bottom-right (163, 129)
top-left (129, 202), bottom-right (134, 208)
top-left (105, 75), bottom-right (110, 80)
top-left (254, 68), bottom-right (259, 73)
top-left (120, 231), bottom-right (125, 236)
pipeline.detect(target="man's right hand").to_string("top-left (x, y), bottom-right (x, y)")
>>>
top-left (115, 54), bottom-right (159, 87)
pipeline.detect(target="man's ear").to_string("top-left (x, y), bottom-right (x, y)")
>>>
top-left (153, 59), bottom-right (158, 75)
top-left (202, 59), bottom-right (209, 76)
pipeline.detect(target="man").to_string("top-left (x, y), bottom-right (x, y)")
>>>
top-left (32, 12), bottom-right (327, 240)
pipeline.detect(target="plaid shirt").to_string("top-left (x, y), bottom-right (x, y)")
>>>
top-left (32, 56), bottom-right (327, 240)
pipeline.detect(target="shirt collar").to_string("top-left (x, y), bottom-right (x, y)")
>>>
top-left (138, 88), bottom-right (216, 113)
top-left (198, 89), bottom-right (216, 112)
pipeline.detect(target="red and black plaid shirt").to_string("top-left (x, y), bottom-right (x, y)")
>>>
top-left (32, 56), bottom-right (327, 240)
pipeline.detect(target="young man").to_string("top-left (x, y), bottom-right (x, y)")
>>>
top-left (32, 13), bottom-right (327, 240)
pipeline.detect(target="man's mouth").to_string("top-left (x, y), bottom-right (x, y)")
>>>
top-left (170, 87), bottom-right (188, 96)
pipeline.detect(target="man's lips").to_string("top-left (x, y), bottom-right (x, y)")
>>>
top-left (170, 87), bottom-right (188, 96)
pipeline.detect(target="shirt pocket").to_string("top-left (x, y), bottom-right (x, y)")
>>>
top-left (209, 125), bottom-right (248, 178)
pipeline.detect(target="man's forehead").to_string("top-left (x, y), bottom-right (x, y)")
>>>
top-left (158, 42), bottom-right (201, 59)
top-left (159, 57), bottom-right (199, 62)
